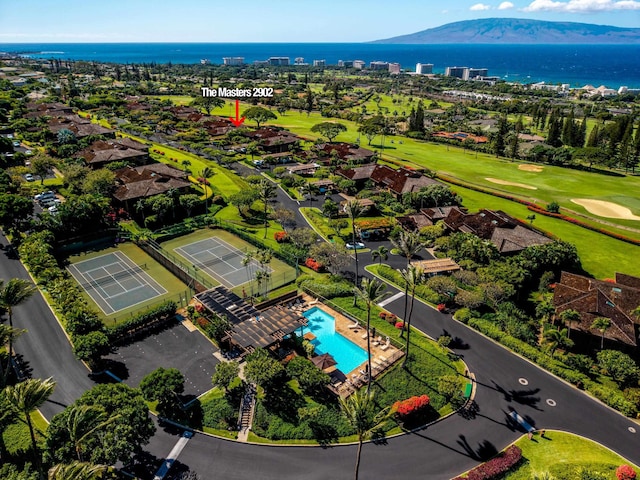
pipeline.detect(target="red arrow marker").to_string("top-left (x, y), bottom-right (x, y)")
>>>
top-left (229, 100), bottom-right (245, 127)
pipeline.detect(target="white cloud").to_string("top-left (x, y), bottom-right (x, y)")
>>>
top-left (470, 3), bottom-right (492, 10)
top-left (498, 1), bottom-right (515, 8)
top-left (523, 0), bottom-right (640, 12)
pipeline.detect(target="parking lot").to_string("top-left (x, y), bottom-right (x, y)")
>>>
top-left (104, 322), bottom-right (219, 399)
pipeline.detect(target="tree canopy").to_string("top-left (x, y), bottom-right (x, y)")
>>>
top-left (311, 122), bottom-right (347, 142)
top-left (242, 107), bottom-right (277, 128)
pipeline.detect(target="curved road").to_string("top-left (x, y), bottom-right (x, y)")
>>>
top-left (3, 170), bottom-right (640, 478)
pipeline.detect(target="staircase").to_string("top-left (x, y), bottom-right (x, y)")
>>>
top-left (237, 384), bottom-right (256, 442)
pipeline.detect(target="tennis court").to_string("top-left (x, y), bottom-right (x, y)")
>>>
top-left (68, 251), bottom-right (167, 315)
top-left (175, 237), bottom-right (269, 288)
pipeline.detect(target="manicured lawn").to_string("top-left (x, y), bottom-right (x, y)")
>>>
top-left (3, 410), bottom-right (48, 456)
top-left (502, 431), bottom-right (638, 480)
top-left (451, 182), bottom-right (640, 279)
top-left (66, 242), bottom-right (191, 325)
top-left (146, 95), bottom-right (196, 106)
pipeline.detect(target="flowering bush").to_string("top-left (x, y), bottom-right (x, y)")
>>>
top-left (274, 231), bottom-right (288, 243)
top-left (305, 257), bottom-right (323, 273)
top-left (452, 445), bottom-right (522, 480)
top-left (195, 303), bottom-right (204, 313)
top-left (395, 321), bottom-right (405, 330)
top-left (379, 312), bottom-right (388, 319)
top-left (196, 317), bottom-right (209, 328)
top-left (617, 465), bottom-right (637, 480)
top-left (392, 395), bottom-right (430, 417)
top-left (437, 303), bottom-right (447, 312)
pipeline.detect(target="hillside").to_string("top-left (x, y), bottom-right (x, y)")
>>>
top-left (373, 18), bottom-right (640, 44)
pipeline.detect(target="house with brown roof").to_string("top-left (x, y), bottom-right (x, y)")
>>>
top-left (77, 138), bottom-right (149, 169)
top-left (336, 164), bottom-right (441, 199)
top-left (113, 163), bottom-right (192, 209)
top-left (247, 127), bottom-right (300, 154)
top-left (397, 206), bottom-right (466, 232)
top-left (315, 143), bottom-right (375, 164)
top-left (553, 272), bottom-right (640, 347)
top-left (201, 117), bottom-right (234, 137)
top-left (432, 131), bottom-right (488, 143)
top-left (47, 115), bottom-right (115, 139)
top-left (443, 209), bottom-right (552, 254)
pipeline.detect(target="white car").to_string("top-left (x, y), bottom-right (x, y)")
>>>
top-left (25, 173), bottom-right (35, 182)
top-left (48, 205), bottom-right (59, 214)
top-left (346, 242), bottom-right (366, 250)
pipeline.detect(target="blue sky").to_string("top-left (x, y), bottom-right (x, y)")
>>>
top-left (1, 0), bottom-right (638, 42)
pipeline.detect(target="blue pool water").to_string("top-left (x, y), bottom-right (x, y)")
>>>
top-left (302, 307), bottom-right (368, 375)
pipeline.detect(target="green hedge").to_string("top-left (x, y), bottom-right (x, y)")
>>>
top-left (467, 316), bottom-right (636, 417)
top-left (296, 274), bottom-right (354, 299)
top-left (106, 301), bottom-right (177, 344)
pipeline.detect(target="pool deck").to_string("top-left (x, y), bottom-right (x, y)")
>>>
top-left (298, 294), bottom-right (404, 397)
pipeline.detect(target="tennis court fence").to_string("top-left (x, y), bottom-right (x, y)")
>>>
top-left (137, 239), bottom-right (214, 293)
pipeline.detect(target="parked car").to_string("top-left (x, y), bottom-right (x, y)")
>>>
top-left (12, 141), bottom-right (20, 147)
top-left (25, 173), bottom-right (35, 182)
top-left (25, 149), bottom-right (33, 155)
top-left (346, 242), bottom-right (366, 250)
top-left (47, 205), bottom-right (58, 214)
top-left (41, 198), bottom-right (61, 208)
top-left (35, 191), bottom-right (55, 202)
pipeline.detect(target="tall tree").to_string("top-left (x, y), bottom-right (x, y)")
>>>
top-left (62, 405), bottom-right (115, 462)
top-left (5, 377), bottom-right (56, 473)
top-left (199, 167), bottom-right (214, 213)
top-left (242, 107), bottom-right (277, 128)
top-left (591, 317), bottom-right (612, 350)
top-left (339, 389), bottom-right (392, 480)
top-left (354, 278), bottom-right (387, 391)
top-left (371, 246), bottom-right (389, 265)
top-left (344, 200), bottom-right (365, 305)
top-left (256, 179), bottom-right (277, 238)
top-left (391, 231), bottom-right (423, 325)
top-left (559, 309), bottom-right (581, 339)
top-left (492, 114), bottom-right (509, 157)
top-left (310, 122), bottom-right (347, 143)
top-left (0, 279), bottom-right (36, 387)
top-left (542, 327), bottom-right (573, 357)
top-left (399, 266), bottom-right (422, 368)
top-left (139, 368), bottom-right (185, 416)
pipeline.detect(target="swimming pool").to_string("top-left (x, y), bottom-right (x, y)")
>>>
top-left (302, 306), bottom-right (368, 375)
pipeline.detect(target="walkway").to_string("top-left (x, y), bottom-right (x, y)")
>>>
top-left (153, 433), bottom-right (192, 480)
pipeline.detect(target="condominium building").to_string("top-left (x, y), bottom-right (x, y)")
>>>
top-left (313, 59), bottom-right (326, 67)
top-left (222, 57), bottom-right (244, 66)
top-left (416, 63), bottom-right (433, 74)
top-left (353, 60), bottom-right (365, 70)
top-left (268, 57), bottom-right (290, 66)
top-left (388, 63), bottom-right (401, 74)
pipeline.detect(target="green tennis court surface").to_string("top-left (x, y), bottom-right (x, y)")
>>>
top-left (175, 237), bottom-right (270, 288)
top-left (68, 251), bottom-right (167, 315)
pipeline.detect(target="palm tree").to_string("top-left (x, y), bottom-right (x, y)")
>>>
top-left (64, 404), bottom-right (117, 461)
top-left (134, 199), bottom-right (146, 224)
top-left (591, 317), bottom-right (612, 350)
top-left (390, 231), bottom-right (423, 327)
top-left (542, 327), bottom-right (572, 357)
top-left (559, 309), bottom-right (581, 339)
top-left (181, 159), bottom-right (191, 173)
top-left (339, 389), bottom-right (392, 480)
top-left (48, 461), bottom-right (109, 480)
top-left (354, 278), bottom-right (387, 391)
top-left (301, 183), bottom-right (317, 208)
top-left (242, 250), bottom-right (255, 298)
top-left (256, 179), bottom-right (277, 239)
top-left (199, 167), bottom-right (214, 213)
top-left (5, 377), bottom-right (56, 471)
top-left (344, 199), bottom-right (365, 306)
top-left (0, 279), bottom-right (36, 387)
top-left (399, 266), bottom-right (422, 368)
top-left (371, 246), bottom-right (389, 265)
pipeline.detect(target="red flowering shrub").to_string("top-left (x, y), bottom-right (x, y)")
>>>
top-left (392, 395), bottom-right (430, 418)
top-left (305, 258), bottom-right (323, 272)
top-left (395, 321), bottom-right (405, 330)
top-left (617, 465), bottom-right (637, 480)
top-left (452, 445), bottom-right (522, 480)
top-left (379, 312), bottom-right (388, 319)
top-left (437, 303), bottom-right (446, 312)
top-left (195, 303), bottom-right (204, 313)
top-left (196, 317), bottom-right (209, 328)
top-left (274, 231), bottom-right (288, 243)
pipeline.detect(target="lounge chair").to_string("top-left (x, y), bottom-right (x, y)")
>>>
top-left (380, 337), bottom-right (391, 351)
top-left (372, 335), bottom-right (382, 346)
top-left (309, 298), bottom-right (319, 305)
top-left (361, 332), bottom-right (369, 339)
top-left (347, 319), bottom-right (359, 329)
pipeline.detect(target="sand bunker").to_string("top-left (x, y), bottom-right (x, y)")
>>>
top-left (485, 178), bottom-right (537, 190)
top-left (571, 199), bottom-right (640, 221)
top-left (518, 164), bottom-right (544, 172)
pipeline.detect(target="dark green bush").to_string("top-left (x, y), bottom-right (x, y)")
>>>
top-left (107, 301), bottom-right (177, 343)
top-left (202, 397), bottom-right (236, 430)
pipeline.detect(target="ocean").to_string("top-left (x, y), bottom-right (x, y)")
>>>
top-left (2, 43), bottom-right (639, 89)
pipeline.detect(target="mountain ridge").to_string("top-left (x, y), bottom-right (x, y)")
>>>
top-left (372, 18), bottom-right (640, 44)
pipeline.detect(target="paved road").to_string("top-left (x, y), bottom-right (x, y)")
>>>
top-left (3, 164), bottom-right (640, 479)
top-left (0, 232), bottom-right (94, 420)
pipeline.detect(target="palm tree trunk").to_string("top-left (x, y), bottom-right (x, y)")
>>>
top-left (601, 332), bottom-right (605, 350)
top-left (352, 224), bottom-right (360, 307)
top-left (403, 287), bottom-right (416, 368)
top-left (3, 311), bottom-right (13, 387)
top-left (354, 439), bottom-right (363, 480)
top-left (366, 308), bottom-right (372, 392)
top-left (24, 413), bottom-right (41, 475)
top-left (400, 283), bottom-right (409, 339)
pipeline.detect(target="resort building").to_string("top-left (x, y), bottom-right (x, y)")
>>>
top-left (336, 164), bottom-right (441, 199)
top-left (112, 163), bottom-right (191, 209)
top-left (416, 63), bottom-right (433, 74)
top-left (77, 137), bottom-right (149, 169)
top-left (222, 57), bottom-right (244, 65)
top-left (267, 57), bottom-right (290, 66)
top-left (313, 59), bottom-right (326, 67)
top-left (369, 61), bottom-right (389, 71)
top-left (338, 60), bottom-right (354, 68)
top-left (353, 60), bottom-right (366, 69)
top-left (388, 63), bottom-right (401, 74)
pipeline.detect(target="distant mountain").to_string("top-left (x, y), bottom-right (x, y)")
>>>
top-left (372, 18), bottom-right (640, 44)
